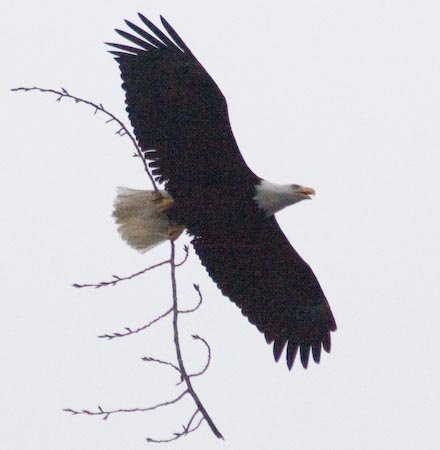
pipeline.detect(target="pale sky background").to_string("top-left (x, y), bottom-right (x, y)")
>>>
top-left (2, 1), bottom-right (440, 449)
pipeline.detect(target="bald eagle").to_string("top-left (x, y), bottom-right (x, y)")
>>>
top-left (108, 14), bottom-right (336, 369)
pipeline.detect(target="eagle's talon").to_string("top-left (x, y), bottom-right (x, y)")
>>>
top-left (167, 224), bottom-right (185, 241)
top-left (155, 196), bottom-right (175, 214)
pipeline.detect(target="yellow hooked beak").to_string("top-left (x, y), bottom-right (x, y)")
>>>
top-left (294, 186), bottom-right (316, 200)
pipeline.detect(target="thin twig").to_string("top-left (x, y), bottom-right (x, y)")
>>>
top-left (146, 410), bottom-right (204, 443)
top-left (169, 241), bottom-right (223, 440)
top-left (98, 307), bottom-right (172, 340)
top-left (185, 409), bottom-right (202, 432)
top-left (176, 335), bottom-right (211, 386)
top-left (179, 284), bottom-right (203, 314)
top-left (141, 356), bottom-right (181, 374)
top-left (11, 86), bottom-right (158, 192)
top-left (188, 335), bottom-right (211, 379)
top-left (73, 258), bottom-right (170, 289)
top-left (175, 245), bottom-right (190, 267)
top-left (63, 390), bottom-right (188, 421)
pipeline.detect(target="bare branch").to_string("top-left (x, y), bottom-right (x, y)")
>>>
top-left (187, 335), bottom-right (212, 379)
top-left (98, 307), bottom-right (172, 340)
top-left (17, 83), bottom-right (222, 442)
top-left (179, 283), bottom-right (203, 314)
top-left (63, 390), bottom-right (188, 421)
top-left (73, 258), bottom-right (170, 289)
top-left (141, 356), bottom-right (181, 374)
top-left (65, 241), bottom-right (221, 440)
top-left (11, 86), bottom-right (158, 192)
top-left (146, 410), bottom-right (204, 443)
top-left (185, 409), bottom-right (202, 432)
top-left (169, 241), bottom-right (224, 440)
top-left (175, 245), bottom-right (190, 267)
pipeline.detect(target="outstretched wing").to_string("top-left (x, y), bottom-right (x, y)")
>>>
top-left (108, 14), bottom-right (258, 199)
top-left (193, 215), bottom-right (336, 369)
top-left (109, 16), bottom-right (336, 369)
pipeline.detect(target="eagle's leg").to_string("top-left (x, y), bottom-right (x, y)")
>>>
top-left (154, 194), bottom-right (175, 214)
top-left (152, 193), bottom-right (185, 241)
top-left (167, 223), bottom-right (185, 241)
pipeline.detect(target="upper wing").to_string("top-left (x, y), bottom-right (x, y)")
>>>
top-left (192, 215), bottom-right (337, 369)
top-left (108, 15), bottom-right (258, 198)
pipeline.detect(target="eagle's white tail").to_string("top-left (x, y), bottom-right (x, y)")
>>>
top-left (113, 187), bottom-right (171, 253)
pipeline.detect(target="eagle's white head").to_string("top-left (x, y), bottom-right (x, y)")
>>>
top-left (254, 180), bottom-right (316, 216)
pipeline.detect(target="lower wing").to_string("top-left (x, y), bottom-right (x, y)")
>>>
top-left (191, 215), bottom-right (336, 369)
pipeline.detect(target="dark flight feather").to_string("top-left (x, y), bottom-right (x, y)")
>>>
top-left (312, 342), bottom-right (322, 363)
top-left (124, 20), bottom-right (165, 49)
top-left (106, 42), bottom-right (145, 55)
top-left (286, 342), bottom-right (299, 369)
top-left (160, 16), bottom-right (191, 53)
top-left (115, 29), bottom-right (153, 51)
top-left (138, 13), bottom-right (176, 47)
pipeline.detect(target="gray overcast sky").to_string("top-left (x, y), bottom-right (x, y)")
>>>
top-left (2, 1), bottom-right (440, 449)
